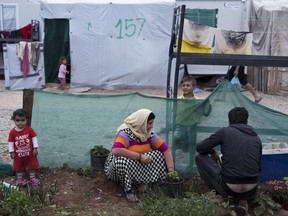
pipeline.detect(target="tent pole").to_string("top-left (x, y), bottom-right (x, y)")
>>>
top-left (173, 5), bottom-right (185, 99)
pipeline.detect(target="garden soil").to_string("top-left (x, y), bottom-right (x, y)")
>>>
top-left (1, 81), bottom-right (288, 215)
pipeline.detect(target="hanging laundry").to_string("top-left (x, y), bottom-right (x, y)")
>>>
top-left (17, 42), bottom-right (27, 60)
top-left (20, 24), bottom-right (32, 39)
top-left (214, 29), bottom-right (252, 55)
top-left (31, 42), bottom-right (40, 70)
top-left (17, 42), bottom-right (30, 78)
top-left (181, 19), bottom-right (215, 53)
top-left (10, 29), bottom-right (22, 39)
top-left (0, 31), bottom-right (10, 38)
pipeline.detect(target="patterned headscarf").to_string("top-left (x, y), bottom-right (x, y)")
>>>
top-left (117, 109), bottom-right (153, 142)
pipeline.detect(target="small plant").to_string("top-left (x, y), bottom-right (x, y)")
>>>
top-left (143, 189), bottom-right (217, 216)
top-left (91, 145), bottom-right (109, 156)
top-left (27, 180), bottom-right (59, 206)
top-left (187, 175), bottom-right (205, 194)
top-left (164, 171), bottom-right (181, 182)
top-left (82, 166), bottom-right (94, 177)
top-left (251, 186), bottom-right (282, 216)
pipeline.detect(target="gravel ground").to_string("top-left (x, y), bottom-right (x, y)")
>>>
top-left (1, 80), bottom-right (288, 164)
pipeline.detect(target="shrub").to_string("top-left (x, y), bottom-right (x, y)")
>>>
top-left (142, 188), bottom-right (216, 216)
top-left (1, 189), bottom-right (34, 216)
top-left (266, 177), bottom-right (288, 202)
top-left (90, 145), bottom-right (109, 156)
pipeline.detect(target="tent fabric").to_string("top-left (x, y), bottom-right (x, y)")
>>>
top-left (40, 0), bottom-right (176, 89)
top-left (248, 0), bottom-right (288, 56)
top-left (32, 80), bottom-right (288, 177)
top-left (41, 0), bottom-right (173, 3)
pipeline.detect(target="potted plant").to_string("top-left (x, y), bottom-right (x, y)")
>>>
top-left (90, 145), bottom-right (110, 171)
top-left (161, 171), bottom-right (184, 198)
top-left (266, 177), bottom-right (288, 210)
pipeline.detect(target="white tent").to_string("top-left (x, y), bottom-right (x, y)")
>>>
top-left (40, 0), bottom-right (176, 89)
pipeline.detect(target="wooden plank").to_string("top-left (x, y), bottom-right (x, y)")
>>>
top-left (23, 89), bottom-right (34, 126)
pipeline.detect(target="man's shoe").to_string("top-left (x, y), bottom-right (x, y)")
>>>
top-left (234, 205), bottom-right (248, 216)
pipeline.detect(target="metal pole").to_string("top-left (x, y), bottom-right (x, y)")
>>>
top-left (166, 7), bottom-right (177, 98)
top-left (173, 5), bottom-right (185, 98)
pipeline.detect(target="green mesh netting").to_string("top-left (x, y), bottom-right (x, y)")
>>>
top-left (32, 80), bottom-right (288, 177)
top-left (185, 8), bottom-right (218, 28)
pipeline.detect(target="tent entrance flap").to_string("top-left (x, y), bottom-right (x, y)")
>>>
top-left (44, 19), bottom-right (70, 83)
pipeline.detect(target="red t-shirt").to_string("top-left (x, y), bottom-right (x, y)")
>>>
top-left (8, 126), bottom-right (39, 171)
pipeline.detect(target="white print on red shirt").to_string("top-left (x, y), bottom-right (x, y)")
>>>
top-left (15, 134), bottom-right (31, 157)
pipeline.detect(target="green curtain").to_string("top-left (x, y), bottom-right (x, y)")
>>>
top-left (44, 19), bottom-right (70, 83)
top-left (185, 8), bottom-right (218, 27)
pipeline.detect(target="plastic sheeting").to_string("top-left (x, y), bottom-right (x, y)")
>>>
top-left (248, 0), bottom-right (288, 56)
top-left (40, 0), bottom-right (176, 89)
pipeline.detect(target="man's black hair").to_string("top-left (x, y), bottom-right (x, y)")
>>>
top-left (228, 107), bottom-right (249, 124)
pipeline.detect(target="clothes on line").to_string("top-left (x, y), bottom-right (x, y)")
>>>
top-left (180, 19), bottom-right (252, 55)
top-left (17, 41), bottom-right (41, 78)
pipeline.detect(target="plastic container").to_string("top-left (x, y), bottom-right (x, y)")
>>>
top-left (259, 148), bottom-right (288, 182)
top-left (2, 182), bottom-right (19, 192)
top-left (90, 153), bottom-right (109, 171)
top-left (161, 178), bottom-right (184, 198)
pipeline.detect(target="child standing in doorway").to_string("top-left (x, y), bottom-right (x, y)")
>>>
top-left (58, 56), bottom-right (69, 90)
top-left (8, 109), bottom-right (40, 186)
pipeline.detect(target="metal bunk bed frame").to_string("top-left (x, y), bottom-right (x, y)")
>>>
top-left (167, 5), bottom-right (288, 98)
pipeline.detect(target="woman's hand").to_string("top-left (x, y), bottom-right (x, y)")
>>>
top-left (10, 152), bottom-right (15, 159)
top-left (140, 154), bottom-right (152, 164)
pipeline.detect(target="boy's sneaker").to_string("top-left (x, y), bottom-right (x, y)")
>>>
top-left (16, 178), bottom-right (27, 186)
top-left (30, 177), bottom-right (40, 186)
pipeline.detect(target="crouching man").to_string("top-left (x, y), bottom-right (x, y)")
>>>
top-left (195, 107), bottom-right (262, 216)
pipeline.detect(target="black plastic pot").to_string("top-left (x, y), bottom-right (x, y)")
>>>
top-left (161, 177), bottom-right (184, 198)
top-left (90, 152), bottom-right (109, 171)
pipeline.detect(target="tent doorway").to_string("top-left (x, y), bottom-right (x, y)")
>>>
top-left (44, 19), bottom-right (70, 83)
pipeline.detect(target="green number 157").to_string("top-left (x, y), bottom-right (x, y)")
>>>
top-left (115, 18), bottom-right (146, 39)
